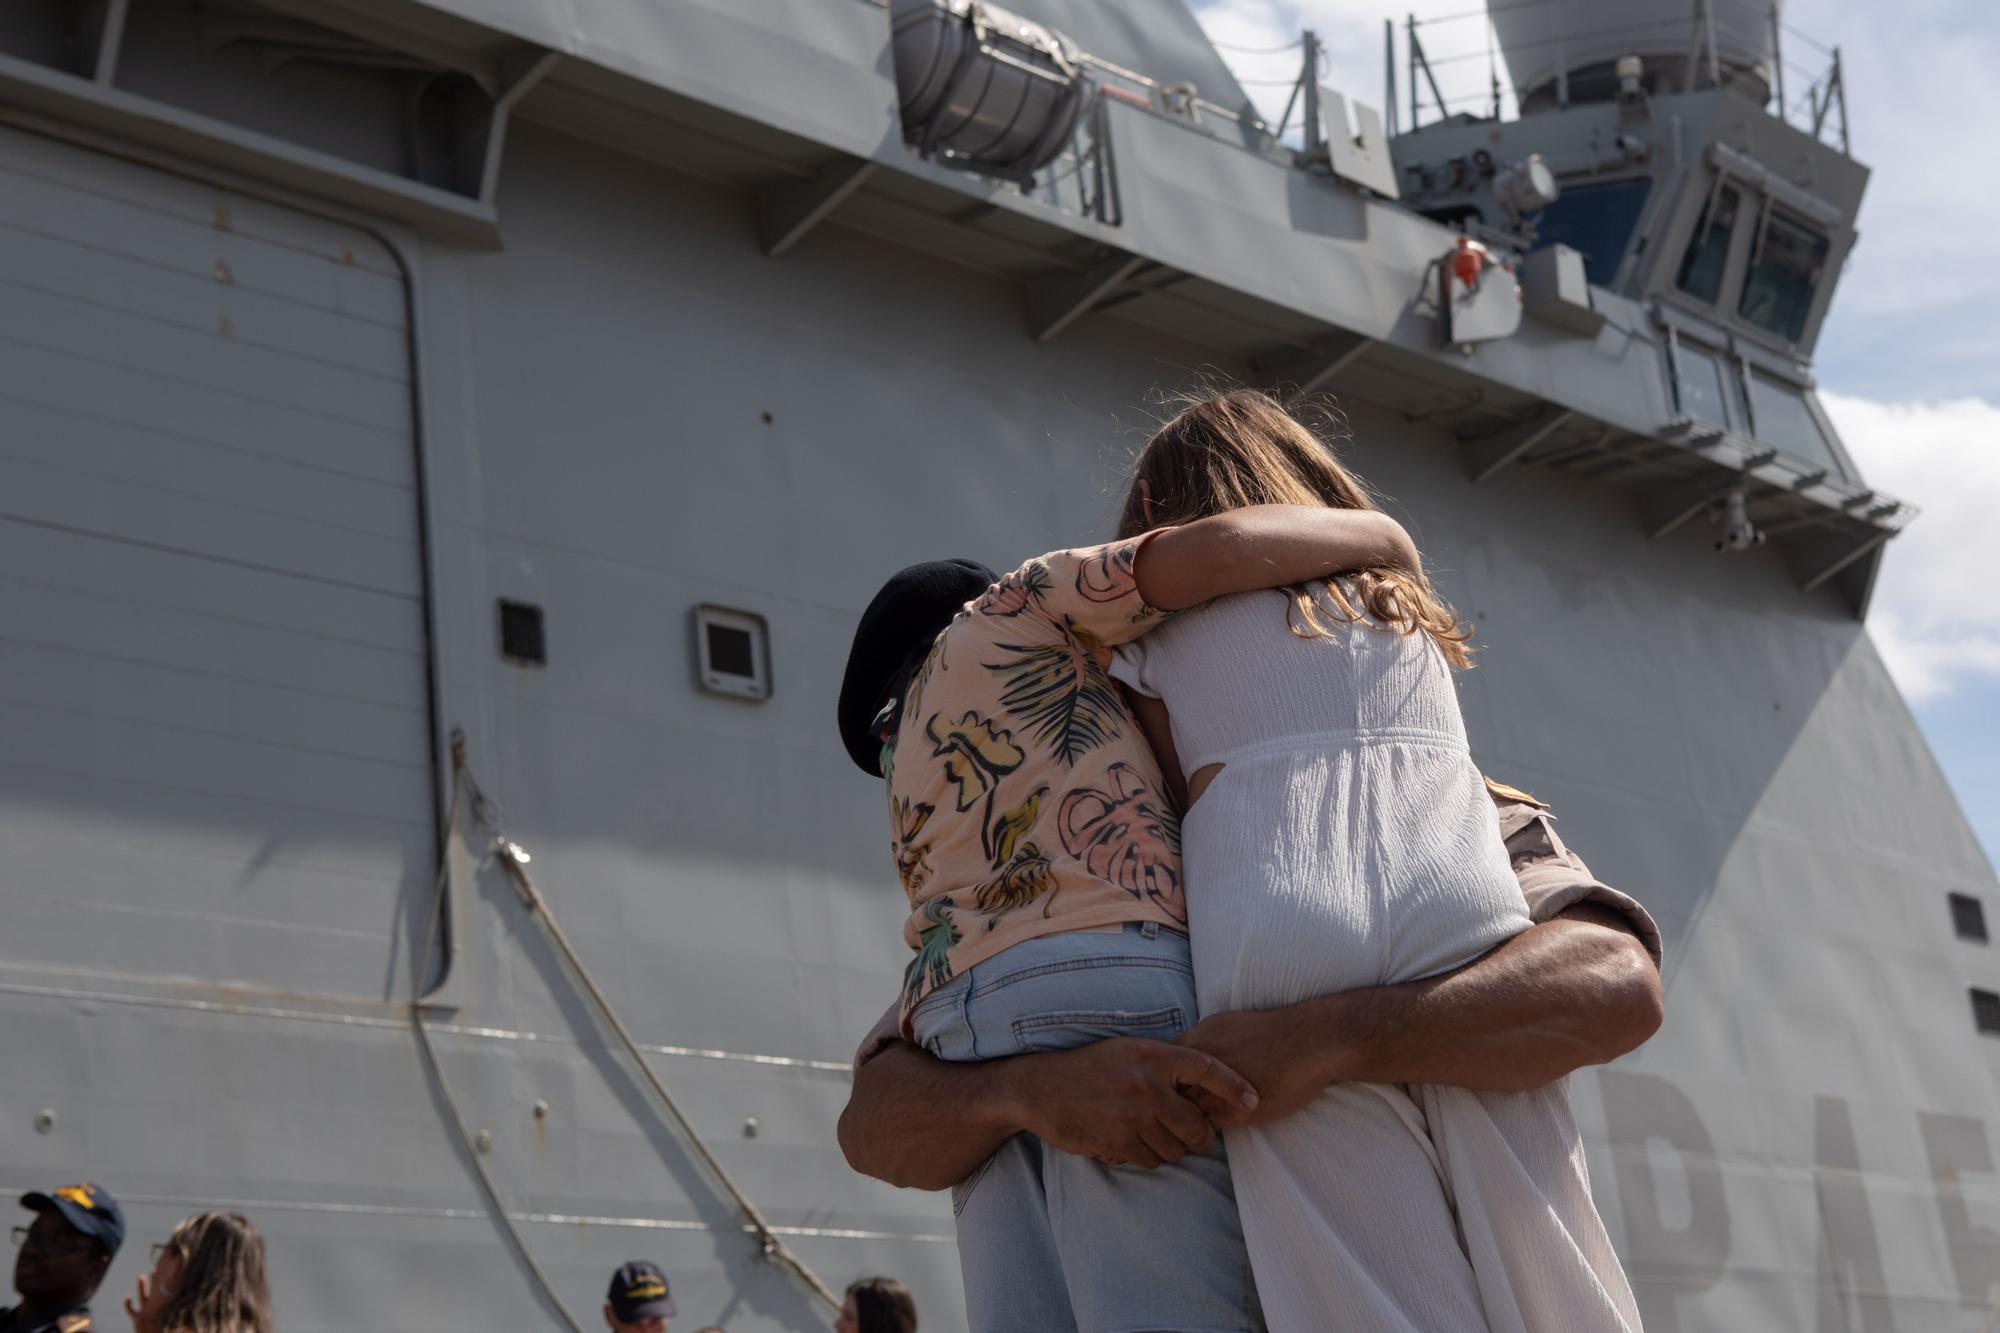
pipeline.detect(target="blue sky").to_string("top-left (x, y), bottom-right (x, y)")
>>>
top-left (1195, 0), bottom-right (2000, 871)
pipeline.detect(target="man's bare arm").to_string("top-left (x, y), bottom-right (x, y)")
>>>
top-left (1322, 903), bottom-right (1661, 1087)
top-left (838, 1042), bottom-right (1029, 1190)
top-left (839, 1035), bottom-right (1258, 1191)
top-left (1133, 506), bottom-right (1421, 612)
top-left (1178, 905), bottom-right (1662, 1128)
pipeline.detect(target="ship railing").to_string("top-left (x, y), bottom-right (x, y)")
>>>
top-left (1771, 22), bottom-right (1849, 155)
top-left (918, 79), bottom-right (1121, 227)
top-left (1078, 52), bottom-right (1255, 135)
top-left (1026, 54), bottom-right (1270, 228)
top-left (1032, 89), bottom-right (1120, 227)
top-left (1206, 2), bottom-right (1851, 156)
top-left (941, 56), bottom-right (1265, 230)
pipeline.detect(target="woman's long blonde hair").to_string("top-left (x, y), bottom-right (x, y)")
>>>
top-left (156, 1213), bottom-right (273, 1333)
top-left (1117, 387), bottom-right (1473, 669)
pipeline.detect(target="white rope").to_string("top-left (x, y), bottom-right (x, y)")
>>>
top-left (444, 734), bottom-right (843, 1315)
top-left (410, 750), bottom-right (590, 1332)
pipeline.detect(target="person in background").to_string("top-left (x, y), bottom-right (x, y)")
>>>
top-left (602, 1262), bottom-right (674, 1333)
top-left (4, 1183), bottom-right (124, 1333)
top-left (833, 1278), bottom-right (915, 1333)
top-left (122, 1213), bottom-right (271, 1333)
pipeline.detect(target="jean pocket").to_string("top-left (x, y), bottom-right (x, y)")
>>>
top-left (1008, 1005), bottom-right (1187, 1053)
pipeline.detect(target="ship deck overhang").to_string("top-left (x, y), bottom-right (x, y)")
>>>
top-left (0, 0), bottom-right (1910, 615)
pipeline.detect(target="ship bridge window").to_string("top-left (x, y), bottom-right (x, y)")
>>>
top-left (1738, 213), bottom-right (1830, 344)
top-left (1675, 185), bottom-right (1741, 305)
top-left (1973, 988), bottom-right (2000, 1036)
top-left (1746, 373), bottom-right (1844, 475)
top-left (1532, 178), bottom-right (1652, 287)
top-left (1674, 341), bottom-right (1735, 430)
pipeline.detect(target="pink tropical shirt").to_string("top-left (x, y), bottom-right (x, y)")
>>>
top-left (882, 536), bottom-right (1185, 1023)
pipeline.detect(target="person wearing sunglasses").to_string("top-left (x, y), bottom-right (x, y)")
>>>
top-left (121, 1213), bottom-right (271, 1333)
top-left (3, 1182), bottom-right (124, 1333)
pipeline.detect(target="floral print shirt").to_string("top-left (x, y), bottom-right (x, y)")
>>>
top-left (882, 536), bottom-right (1186, 1025)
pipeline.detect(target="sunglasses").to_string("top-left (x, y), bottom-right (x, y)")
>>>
top-left (10, 1226), bottom-right (99, 1256)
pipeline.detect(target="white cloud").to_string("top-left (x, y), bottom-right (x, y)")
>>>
top-left (1820, 393), bottom-right (2000, 702)
top-left (1783, 0), bottom-right (2000, 400)
top-left (1784, 0), bottom-right (2000, 307)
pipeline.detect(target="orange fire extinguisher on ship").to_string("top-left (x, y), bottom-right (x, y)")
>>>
top-left (1451, 234), bottom-right (1488, 291)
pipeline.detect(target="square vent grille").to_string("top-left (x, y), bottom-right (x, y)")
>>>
top-left (1951, 893), bottom-right (1988, 943)
top-left (498, 600), bottom-right (546, 666)
top-left (1973, 989), bottom-right (2000, 1036)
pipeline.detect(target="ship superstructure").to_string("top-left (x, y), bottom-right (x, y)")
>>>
top-left (0, 0), bottom-right (1991, 1328)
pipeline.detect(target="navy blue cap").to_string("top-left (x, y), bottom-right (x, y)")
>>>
top-left (838, 559), bottom-right (997, 777)
top-left (20, 1183), bottom-right (124, 1258)
top-left (607, 1261), bottom-right (674, 1321)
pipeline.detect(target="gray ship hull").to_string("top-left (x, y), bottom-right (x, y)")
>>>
top-left (1, 1), bottom-right (1994, 1329)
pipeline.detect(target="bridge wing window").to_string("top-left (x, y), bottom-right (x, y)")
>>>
top-left (1675, 342), bottom-right (1734, 429)
top-left (1675, 185), bottom-right (1740, 305)
top-left (1738, 213), bottom-right (1830, 344)
top-left (1532, 178), bottom-right (1652, 287)
top-left (1747, 373), bottom-right (1843, 474)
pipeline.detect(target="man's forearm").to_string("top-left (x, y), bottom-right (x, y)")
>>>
top-left (841, 1034), bottom-right (1257, 1189)
top-left (1305, 907), bottom-right (1662, 1091)
top-left (1135, 506), bottom-right (1420, 612)
top-left (1178, 906), bottom-right (1661, 1124)
top-left (839, 1041), bottom-right (1024, 1191)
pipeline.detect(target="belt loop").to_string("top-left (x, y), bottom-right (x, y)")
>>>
top-left (1140, 920), bottom-right (1160, 940)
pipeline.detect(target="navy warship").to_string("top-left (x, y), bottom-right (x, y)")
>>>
top-left (0, 0), bottom-right (1991, 1327)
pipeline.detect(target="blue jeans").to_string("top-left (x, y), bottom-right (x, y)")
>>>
top-left (909, 923), bottom-right (1262, 1333)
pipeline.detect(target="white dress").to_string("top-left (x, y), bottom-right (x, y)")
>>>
top-left (1111, 589), bottom-right (1641, 1333)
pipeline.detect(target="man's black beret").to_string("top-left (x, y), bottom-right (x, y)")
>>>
top-left (838, 558), bottom-right (996, 777)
